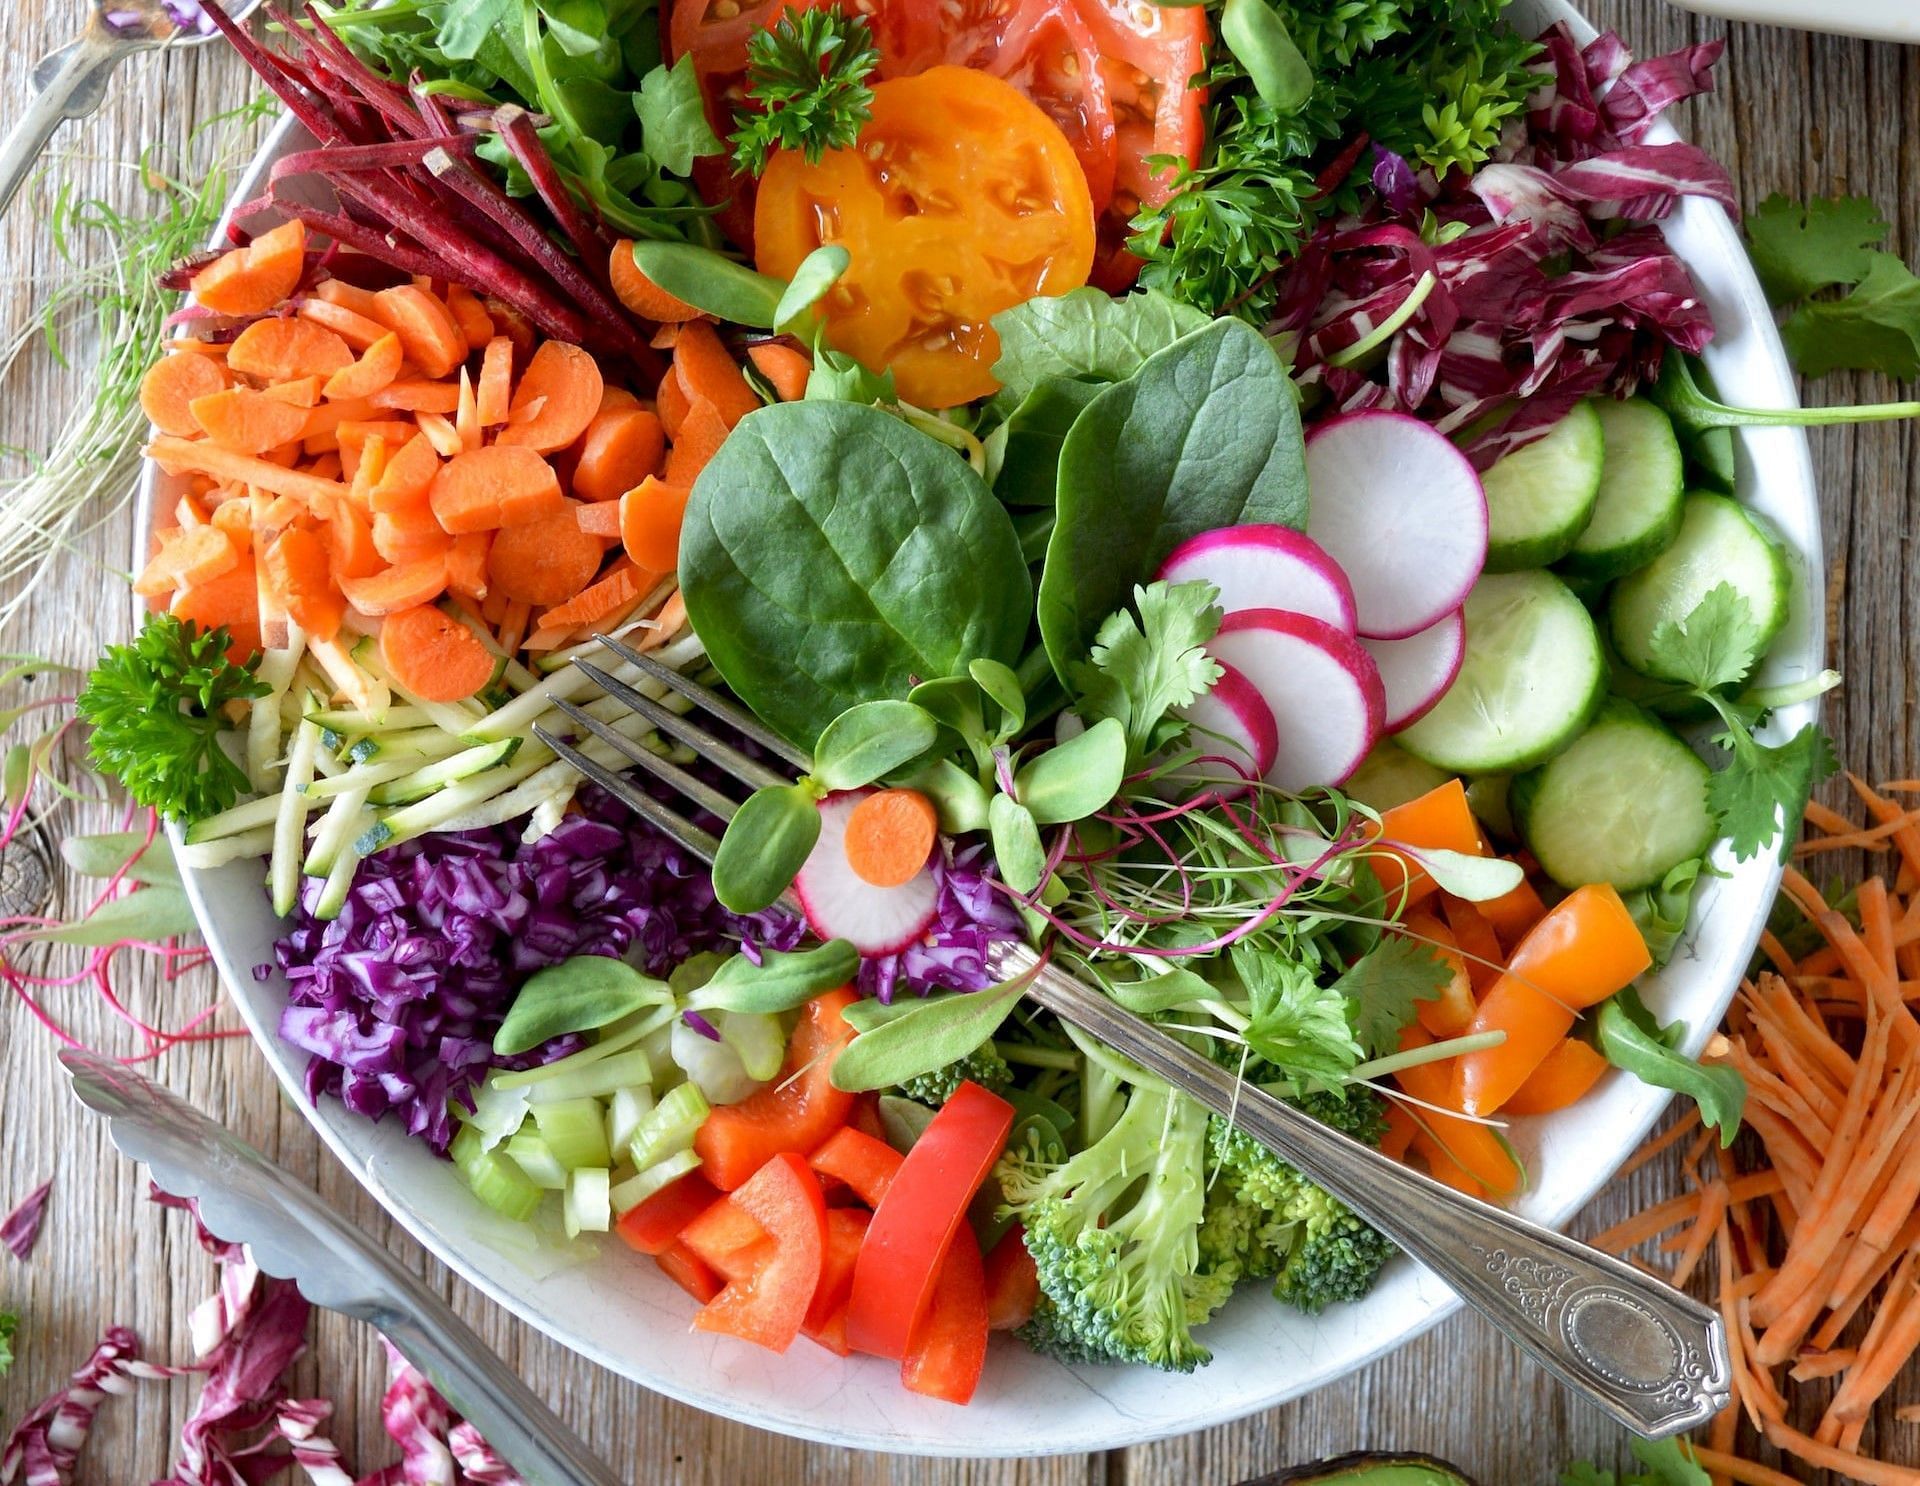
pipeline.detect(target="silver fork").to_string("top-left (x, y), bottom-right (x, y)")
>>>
top-left (534, 634), bottom-right (1732, 1439)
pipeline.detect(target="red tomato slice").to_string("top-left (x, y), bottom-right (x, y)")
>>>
top-left (844, 1081), bottom-right (1015, 1361)
top-left (901, 1229), bottom-right (991, 1404)
top-left (690, 1152), bottom-right (828, 1353)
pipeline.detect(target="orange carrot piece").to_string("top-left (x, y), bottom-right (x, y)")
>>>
top-left (843, 789), bottom-right (939, 888)
top-left (536, 558), bottom-right (650, 632)
top-left (671, 321), bottom-right (760, 428)
top-left (498, 341), bottom-right (604, 453)
top-left (373, 501), bottom-right (450, 565)
top-left (370, 433), bottom-right (443, 513)
top-left (328, 500), bottom-right (385, 580)
top-left (484, 295), bottom-right (536, 356)
top-left (447, 530), bottom-right (493, 602)
top-left (301, 398), bottom-right (384, 441)
top-left (476, 336), bottom-right (513, 427)
top-left (373, 379), bottom-right (463, 414)
top-left (147, 437), bottom-right (351, 512)
top-left (297, 297), bottom-right (389, 351)
top-left (371, 284), bottom-right (467, 378)
top-left (488, 503), bottom-right (608, 607)
top-left (573, 407), bottom-right (666, 502)
top-left (314, 278), bottom-right (381, 316)
top-left (618, 477), bottom-right (692, 573)
top-left (597, 387), bottom-right (641, 416)
top-left (227, 317), bottom-right (353, 383)
top-left (190, 220), bottom-right (304, 316)
top-left (210, 496), bottom-right (253, 551)
top-left (456, 369), bottom-right (481, 452)
top-left (140, 353), bottom-right (232, 436)
top-left (428, 445), bottom-right (565, 534)
top-left (188, 387), bottom-right (310, 456)
top-left (415, 411), bottom-right (463, 458)
top-left (339, 555), bottom-right (449, 616)
top-left (134, 526), bottom-right (239, 597)
top-left (378, 603), bottom-right (496, 702)
top-left (663, 398), bottom-right (730, 486)
top-left (576, 502), bottom-right (621, 538)
top-left (262, 527), bottom-right (346, 643)
top-left (609, 239), bottom-right (704, 322)
top-left (171, 551), bottom-right (262, 658)
top-left (748, 342), bottom-right (812, 402)
top-left (445, 283), bottom-right (496, 351)
top-left (261, 376), bottom-right (324, 408)
top-left (656, 364), bottom-right (691, 441)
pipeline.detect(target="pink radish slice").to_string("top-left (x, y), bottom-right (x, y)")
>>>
top-left (1362, 609), bottom-right (1466, 733)
top-left (793, 789), bottom-right (938, 956)
top-left (1304, 410), bottom-right (1488, 640)
top-left (1208, 609), bottom-right (1386, 792)
top-left (1174, 659), bottom-right (1279, 793)
top-left (1157, 524), bottom-right (1358, 634)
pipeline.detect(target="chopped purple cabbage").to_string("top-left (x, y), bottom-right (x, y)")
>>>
top-left (857, 844), bottom-right (1025, 1005)
top-left (267, 788), bottom-right (799, 1154)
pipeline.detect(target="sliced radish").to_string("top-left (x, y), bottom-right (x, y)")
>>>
top-left (793, 789), bottom-right (938, 956)
top-left (1209, 610), bottom-right (1385, 792)
top-left (1157, 524), bottom-right (1358, 634)
top-left (1304, 411), bottom-right (1487, 640)
top-left (1174, 659), bottom-right (1279, 794)
top-left (1361, 609), bottom-right (1466, 733)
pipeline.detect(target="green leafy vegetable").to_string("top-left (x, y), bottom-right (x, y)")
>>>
top-left (494, 957), bottom-right (670, 1055)
top-left (1643, 584), bottom-right (1838, 861)
top-left (21, 888), bottom-right (200, 946)
top-left (989, 792), bottom-right (1047, 895)
top-left (1015, 717), bottom-right (1128, 825)
top-left (1219, 0), bottom-right (1314, 112)
top-left (1559, 1435), bottom-right (1711, 1486)
top-left (679, 402), bottom-right (1032, 748)
top-left (635, 55), bottom-right (724, 176)
top-left (1783, 254), bottom-right (1920, 380)
top-left (730, 7), bottom-right (880, 176)
top-left (0, 1310), bottom-right (14, 1377)
top-left (1235, 943), bottom-right (1364, 1085)
top-left (77, 615), bottom-right (269, 822)
top-left (811, 699), bottom-right (941, 791)
top-left (711, 781), bottom-right (822, 913)
top-left (685, 941), bottom-right (860, 1015)
top-left (832, 975), bottom-right (1030, 1092)
top-left (989, 288), bottom-right (1211, 404)
top-left (627, 239), bottom-right (788, 327)
top-left (60, 832), bottom-right (179, 887)
top-left (1073, 580), bottom-right (1224, 770)
top-left (987, 379), bottom-right (1104, 508)
top-left (1038, 318), bottom-right (1309, 678)
top-left (772, 244), bottom-right (850, 332)
top-left (1335, 935), bottom-right (1453, 1059)
top-left (1593, 990), bottom-right (1745, 1146)
top-left (1623, 857), bottom-right (1710, 969)
top-left (1651, 353), bottom-right (1920, 433)
top-left (1745, 192), bottom-right (1889, 305)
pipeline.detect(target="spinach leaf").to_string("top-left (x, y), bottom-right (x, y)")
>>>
top-left (680, 402), bottom-right (1032, 747)
top-left (495, 956), bottom-right (670, 1055)
top-left (990, 378), bottom-right (1102, 508)
top-left (990, 288), bottom-right (1210, 404)
top-left (1038, 317), bottom-right (1309, 678)
top-left (1594, 989), bottom-right (1746, 1146)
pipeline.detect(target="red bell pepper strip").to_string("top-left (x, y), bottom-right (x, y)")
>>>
top-left (694, 988), bottom-right (858, 1190)
top-left (901, 1229), bottom-right (990, 1405)
top-left (802, 1207), bottom-right (871, 1356)
top-left (678, 1190), bottom-right (770, 1281)
top-left (689, 1153), bottom-right (827, 1352)
top-left (614, 1170), bottom-right (723, 1256)
top-left (655, 1241), bottom-right (722, 1304)
top-left (982, 1226), bottom-right (1040, 1332)
top-left (848, 1090), bottom-right (889, 1143)
top-left (809, 1126), bottom-right (903, 1209)
top-left (845, 1081), bottom-right (1014, 1361)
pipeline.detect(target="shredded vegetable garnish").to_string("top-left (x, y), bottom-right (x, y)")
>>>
top-left (0, 1182), bottom-right (52, 1263)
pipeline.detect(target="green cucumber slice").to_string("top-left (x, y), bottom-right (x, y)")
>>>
top-left (1481, 400), bottom-right (1604, 572)
top-left (1558, 398), bottom-right (1685, 582)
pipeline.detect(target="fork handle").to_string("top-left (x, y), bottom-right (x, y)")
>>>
top-left (0, 26), bottom-right (124, 220)
top-left (991, 942), bottom-right (1732, 1438)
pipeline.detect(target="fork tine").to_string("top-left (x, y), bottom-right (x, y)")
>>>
top-left (531, 724), bottom-right (721, 863)
top-left (549, 697), bottom-right (743, 824)
top-left (573, 657), bottom-right (790, 794)
top-left (594, 633), bottom-right (812, 773)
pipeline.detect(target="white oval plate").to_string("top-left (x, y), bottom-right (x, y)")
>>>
top-left (1664, 0), bottom-right (1917, 45)
top-left (148, 0), bottom-right (1823, 1456)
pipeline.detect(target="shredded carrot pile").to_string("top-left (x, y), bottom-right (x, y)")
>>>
top-left (1600, 776), bottom-right (1920, 1485)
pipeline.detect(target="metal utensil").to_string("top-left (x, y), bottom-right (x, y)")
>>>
top-left (0, 0), bottom-right (263, 219)
top-left (533, 634), bottom-right (1733, 1439)
top-left (59, 1048), bottom-right (626, 1486)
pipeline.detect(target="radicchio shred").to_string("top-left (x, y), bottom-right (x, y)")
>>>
top-left (1279, 25), bottom-right (1734, 467)
top-left (1, 1181), bottom-right (52, 1262)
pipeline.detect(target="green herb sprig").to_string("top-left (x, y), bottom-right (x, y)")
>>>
top-left (730, 8), bottom-right (880, 177)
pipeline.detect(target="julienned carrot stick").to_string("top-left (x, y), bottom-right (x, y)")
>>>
top-left (147, 436), bottom-right (350, 509)
top-left (1617, 1110), bottom-right (1701, 1181)
top-left (535, 557), bottom-right (648, 632)
top-left (1684, 1446), bottom-right (1802, 1486)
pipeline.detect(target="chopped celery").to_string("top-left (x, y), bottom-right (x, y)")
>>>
top-left (535, 1097), bottom-right (612, 1171)
top-left (630, 1082), bottom-right (710, 1171)
top-left (606, 1086), bottom-right (656, 1154)
top-left (525, 1046), bottom-right (655, 1106)
top-left (610, 1148), bottom-right (703, 1215)
top-left (463, 1077), bottom-right (532, 1152)
top-left (488, 1003), bottom-right (676, 1093)
top-left (564, 1167), bottom-right (613, 1238)
top-left (505, 1131), bottom-right (569, 1190)
top-left (450, 1123), bottom-right (543, 1222)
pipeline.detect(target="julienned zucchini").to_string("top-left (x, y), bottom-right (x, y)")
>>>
top-left (1557, 397), bottom-right (1685, 582)
top-left (1510, 700), bottom-right (1715, 891)
top-left (1480, 400), bottom-right (1603, 572)
top-left (366, 738), bottom-right (522, 806)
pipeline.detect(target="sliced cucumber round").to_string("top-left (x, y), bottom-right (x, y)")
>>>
top-left (1397, 570), bottom-right (1606, 776)
top-left (1342, 739), bottom-right (1452, 813)
top-left (1510, 700), bottom-right (1715, 891)
top-left (1481, 400), bottom-right (1604, 572)
top-left (1466, 775), bottom-right (1515, 843)
top-left (1609, 492), bottom-right (1791, 683)
top-left (1558, 398), bottom-right (1685, 582)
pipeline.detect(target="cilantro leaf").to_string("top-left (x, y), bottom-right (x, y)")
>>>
top-left (1335, 934), bottom-right (1454, 1059)
top-left (1745, 192), bottom-right (1888, 306)
top-left (1781, 251), bottom-right (1920, 380)
top-left (729, 9), bottom-right (879, 177)
top-left (1232, 944), bottom-right (1363, 1085)
top-left (1642, 582), bottom-right (1764, 695)
top-left (1705, 719), bottom-right (1838, 863)
top-left (1073, 580), bottom-right (1224, 770)
top-left (635, 56), bottom-right (722, 177)
top-left (77, 614), bottom-right (268, 822)
top-left (0, 1310), bottom-right (14, 1376)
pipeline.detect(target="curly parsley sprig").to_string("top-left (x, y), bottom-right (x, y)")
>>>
top-left (77, 614), bottom-right (267, 822)
top-left (730, 8), bottom-right (881, 177)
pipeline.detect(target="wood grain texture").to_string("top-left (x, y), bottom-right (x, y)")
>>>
top-left (0, 2), bottom-right (1912, 1481)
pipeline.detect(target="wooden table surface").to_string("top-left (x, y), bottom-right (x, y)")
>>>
top-left (1, 3), bottom-right (1915, 1481)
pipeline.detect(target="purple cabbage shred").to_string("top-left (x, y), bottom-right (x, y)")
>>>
top-left (857, 844), bottom-right (1025, 1005)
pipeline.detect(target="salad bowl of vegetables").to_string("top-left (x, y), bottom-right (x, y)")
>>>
top-left (119, 0), bottom-right (1833, 1456)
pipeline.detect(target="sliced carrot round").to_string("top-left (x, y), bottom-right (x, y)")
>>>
top-left (379, 604), bottom-right (496, 702)
top-left (263, 527), bottom-right (346, 644)
top-left (190, 220), bottom-right (305, 317)
top-left (619, 477), bottom-right (691, 573)
top-left (140, 353), bottom-right (232, 437)
top-left (497, 341), bottom-right (604, 453)
top-left (227, 317), bottom-right (353, 383)
top-left (573, 407), bottom-right (666, 502)
top-left (609, 240), bottom-right (705, 323)
top-left (488, 503), bottom-right (608, 607)
top-left (843, 789), bottom-right (939, 888)
top-left (340, 554), bottom-right (449, 616)
top-left (428, 444), bottom-right (564, 534)
top-left (324, 332), bottom-right (405, 401)
top-left (188, 386), bottom-right (310, 456)
top-left (371, 284), bottom-right (468, 379)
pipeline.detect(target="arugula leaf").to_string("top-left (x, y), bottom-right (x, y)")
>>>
top-left (1745, 192), bottom-right (1889, 306)
top-left (1594, 990), bottom-right (1745, 1146)
top-left (1622, 857), bottom-right (1710, 970)
top-left (1072, 580), bottom-right (1224, 769)
top-left (1335, 934), bottom-right (1453, 1059)
top-left (1782, 251), bottom-right (1920, 380)
top-left (730, 8), bottom-right (879, 176)
top-left (635, 56), bottom-right (722, 176)
top-left (0, 1310), bottom-right (13, 1377)
top-left (988, 287), bottom-right (1210, 404)
top-left (1233, 944), bottom-right (1363, 1084)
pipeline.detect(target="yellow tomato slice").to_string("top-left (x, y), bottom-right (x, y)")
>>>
top-left (754, 66), bottom-right (1096, 409)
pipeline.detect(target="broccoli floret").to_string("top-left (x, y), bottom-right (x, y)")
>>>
top-left (894, 1044), bottom-right (1013, 1106)
top-left (1269, 1186), bottom-right (1398, 1314)
top-left (998, 1082), bottom-right (1215, 1372)
top-left (1016, 1294), bottom-right (1117, 1366)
